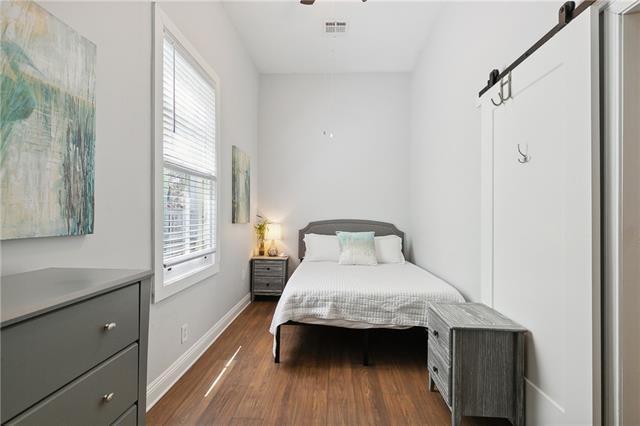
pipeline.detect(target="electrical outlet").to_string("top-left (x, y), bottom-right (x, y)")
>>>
top-left (181, 324), bottom-right (189, 344)
top-left (241, 266), bottom-right (247, 281)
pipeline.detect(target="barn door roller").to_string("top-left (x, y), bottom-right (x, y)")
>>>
top-left (479, 0), bottom-right (593, 98)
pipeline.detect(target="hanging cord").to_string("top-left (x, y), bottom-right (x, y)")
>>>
top-left (328, 0), bottom-right (337, 140)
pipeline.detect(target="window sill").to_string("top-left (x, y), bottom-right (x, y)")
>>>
top-left (153, 262), bottom-right (220, 303)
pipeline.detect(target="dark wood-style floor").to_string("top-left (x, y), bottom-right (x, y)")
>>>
top-left (147, 300), bottom-right (510, 426)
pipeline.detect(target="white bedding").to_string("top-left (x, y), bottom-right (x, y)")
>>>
top-left (269, 261), bottom-right (465, 335)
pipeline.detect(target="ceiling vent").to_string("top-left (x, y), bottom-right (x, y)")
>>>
top-left (324, 21), bottom-right (348, 35)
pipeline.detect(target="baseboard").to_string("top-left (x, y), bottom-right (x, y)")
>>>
top-left (146, 293), bottom-right (251, 411)
top-left (524, 378), bottom-right (565, 414)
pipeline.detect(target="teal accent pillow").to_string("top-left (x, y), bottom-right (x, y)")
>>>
top-left (336, 231), bottom-right (378, 265)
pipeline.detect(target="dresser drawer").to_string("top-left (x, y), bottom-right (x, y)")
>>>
top-left (112, 404), bottom-right (137, 426)
top-left (428, 307), bottom-right (451, 364)
top-left (1, 284), bottom-right (139, 422)
top-left (252, 261), bottom-right (285, 276)
top-left (428, 344), bottom-right (450, 406)
top-left (7, 344), bottom-right (139, 426)
top-left (253, 276), bottom-right (284, 293)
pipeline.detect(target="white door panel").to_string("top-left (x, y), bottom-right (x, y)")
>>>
top-left (480, 7), bottom-right (600, 425)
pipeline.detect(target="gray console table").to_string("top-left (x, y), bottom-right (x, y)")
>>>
top-left (427, 303), bottom-right (527, 426)
top-left (1, 268), bottom-right (152, 426)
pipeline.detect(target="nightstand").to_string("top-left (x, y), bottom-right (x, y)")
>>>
top-left (427, 303), bottom-right (527, 426)
top-left (250, 256), bottom-right (288, 300)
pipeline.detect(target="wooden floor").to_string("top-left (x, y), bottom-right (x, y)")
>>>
top-left (147, 300), bottom-right (510, 426)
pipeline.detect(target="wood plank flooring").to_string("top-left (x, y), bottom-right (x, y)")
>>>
top-left (147, 300), bottom-right (510, 426)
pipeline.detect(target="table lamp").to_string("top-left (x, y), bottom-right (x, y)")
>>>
top-left (265, 223), bottom-right (282, 257)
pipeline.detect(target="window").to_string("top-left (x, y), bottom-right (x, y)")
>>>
top-left (154, 8), bottom-right (220, 301)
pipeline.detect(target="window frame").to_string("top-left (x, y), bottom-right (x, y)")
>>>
top-left (153, 5), bottom-right (221, 302)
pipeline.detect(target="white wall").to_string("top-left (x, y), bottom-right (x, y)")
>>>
top-left (0, 0), bottom-right (259, 396)
top-left (0, 1), bottom-right (152, 275)
top-left (409, 2), bottom-right (554, 301)
top-left (258, 73), bottom-right (411, 266)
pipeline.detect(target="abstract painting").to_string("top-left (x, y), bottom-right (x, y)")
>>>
top-left (1, 1), bottom-right (96, 240)
top-left (232, 145), bottom-right (250, 224)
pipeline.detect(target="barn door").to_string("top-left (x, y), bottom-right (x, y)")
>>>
top-left (479, 7), bottom-right (600, 425)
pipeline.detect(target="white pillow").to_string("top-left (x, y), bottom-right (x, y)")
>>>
top-left (303, 234), bottom-right (340, 262)
top-left (375, 235), bottom-right (405, 264)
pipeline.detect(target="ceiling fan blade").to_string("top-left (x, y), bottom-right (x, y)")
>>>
top-left (300, 0), bottom-right (364, 5)
top-left (300, 0), bottom-right (365, 4)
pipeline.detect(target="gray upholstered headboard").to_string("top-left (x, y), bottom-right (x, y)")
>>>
top-left (298, 219), bottom-right (405, 260)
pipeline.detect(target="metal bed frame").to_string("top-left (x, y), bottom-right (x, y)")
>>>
top-left (274, 219), bottom-right (425, 366)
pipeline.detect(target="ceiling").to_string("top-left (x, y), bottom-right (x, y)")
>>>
top-left (221, 1), bottom-right (443, 74)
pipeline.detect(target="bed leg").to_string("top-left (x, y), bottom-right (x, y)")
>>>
top-left (425, 327), bottom-right (429, 368)
top-left (363, 329), bottom-right (370, 366)
top-left (275, 325), bottom-right (281, 364)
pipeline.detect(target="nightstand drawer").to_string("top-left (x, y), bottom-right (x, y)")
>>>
top-left (428, 307), bottom-right (451, 363)
top-left (252, 262), bottom-right (285, 276)
top-left (428, 344), bottom-right (450, 406)
top-left (253, 276), bottom-right (284, 292)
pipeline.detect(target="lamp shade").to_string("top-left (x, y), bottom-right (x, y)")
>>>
top-left (265, 223), bottom-right (282, 241)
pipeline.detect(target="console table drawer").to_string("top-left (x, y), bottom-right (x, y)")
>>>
top-left (8, 344), bottom-right (139, 426)
top-left (428, 307), bottom-right (451, 363)
top-left (1, 284), bottom-right (139, 422)
top-left (428, 345), bottom-right (450, 406)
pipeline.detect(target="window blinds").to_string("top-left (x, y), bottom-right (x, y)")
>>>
top-left (162, 33), bottom-right (217, 268)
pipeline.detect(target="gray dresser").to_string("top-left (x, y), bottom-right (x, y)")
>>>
top-left (427, 303), bottom-right (527, 426)
top-left (0, 268), bottom-right (152, 426)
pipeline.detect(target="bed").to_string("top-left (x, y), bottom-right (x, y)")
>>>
top-left (269, 219), bottom-right (465, 364)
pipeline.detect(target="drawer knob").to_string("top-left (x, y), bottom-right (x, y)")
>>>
top-left (266, 267), bottom-right (271, 270)
top-left (266, 283), bottom-right (270, 287)
top-left (102, 392), bottom-right (115, 403)
top-left (433, 330), bottom-right (439, 338)
top-left (432, 366), bottom-right (439, 374)
top-left (103, 322), bottom-right (117, 331)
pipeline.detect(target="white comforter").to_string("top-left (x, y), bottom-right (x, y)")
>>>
top-left (269, 261), bottom-right (465, 334)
